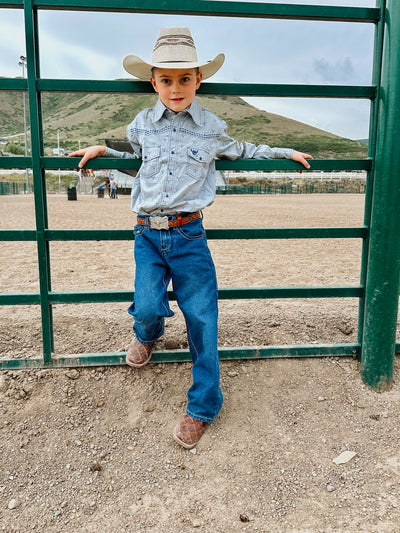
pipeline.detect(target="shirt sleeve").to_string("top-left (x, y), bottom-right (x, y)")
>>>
top-left (216, 121), bottom-right (293, 161)
top-left (103, 147), bottom-right (137, 159)
top-left (103, 115), bottom-right (142, 159)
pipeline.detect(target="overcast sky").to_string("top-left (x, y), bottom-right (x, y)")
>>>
top-left (1, 0), bottom-right (377, 140)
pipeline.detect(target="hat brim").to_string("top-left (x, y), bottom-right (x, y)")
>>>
top-left (123, 53), bottom-right (225, 81)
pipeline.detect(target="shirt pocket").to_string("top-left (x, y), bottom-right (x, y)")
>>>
top-left (187, 148), bottom-right (212, 180)
top-left (141, 146), bottom-right (161, 178)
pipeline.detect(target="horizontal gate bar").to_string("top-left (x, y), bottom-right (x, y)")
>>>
top-left (42, 227), bottom-right (367, 241)
top-left (0, 230), bottom-right (37, 241)
top-left (0, 286), bottom-right (363, 306)
top-left (206, 227), bottom-right (368, 240)
top-left (0, 227), bottom-right (367, 242)
top-left (0, 343), bottom-right (360, 370)
top-left (0, 157), bottom-right (31, 169)
top-left (0, 78), bottom-right (27, 90)
top-left (153, 343), bottom-right (361, 362)
top-left (200, 83), bottom-right (376, 99)
top-left (0, 78), bottom-right (377, 99)
top-left (0, 156), bottom-right (372, 170)
top-left (64, 157), bottom-right (374, 171)
top-left (0, 0), bottom-right (22, 6)
top-left (0, 156), bottom-right (373, 171)
top-left (38, 80), bottom-right (377, 99)
top-left (0, 293), bottom-right (41, 305)
top-left (54, 157), bottom-right (375, 171)
top-left (2, 1), bottom-right (380, 23)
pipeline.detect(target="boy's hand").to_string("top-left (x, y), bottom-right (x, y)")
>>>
top-left (68, 145), bottom-right (106, 168)
top-left (292, 150), bottom-right (313, 169)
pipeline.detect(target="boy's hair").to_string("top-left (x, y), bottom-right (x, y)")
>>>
top-left (151, 66), bottom-right (200, 77)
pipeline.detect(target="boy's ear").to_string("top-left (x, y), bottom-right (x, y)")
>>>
top-left (150, 76), bottom-right (159, 94)
top-left (196, 71), bottom-right (203, 90)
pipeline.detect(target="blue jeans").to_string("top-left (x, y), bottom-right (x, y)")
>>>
top-left (128, 217), bottom-right (223, 423)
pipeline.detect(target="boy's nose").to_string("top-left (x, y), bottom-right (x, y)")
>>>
top-left (171, 82), bottom-right (180, 93)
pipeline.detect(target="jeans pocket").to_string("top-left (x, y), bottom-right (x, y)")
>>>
top-left (133, 224), bottom-right (145, 237)
top-left (177, 220), bottom-right (205, 240)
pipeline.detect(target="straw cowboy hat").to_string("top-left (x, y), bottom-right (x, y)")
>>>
top-left (123, 27), bottom-right (225, 81)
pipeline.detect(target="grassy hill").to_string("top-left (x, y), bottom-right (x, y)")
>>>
top-left (0, 86), bottom-right (367, 159)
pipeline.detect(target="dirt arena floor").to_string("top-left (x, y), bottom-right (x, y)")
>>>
top-left (1, 193), bottom-right (400, 532)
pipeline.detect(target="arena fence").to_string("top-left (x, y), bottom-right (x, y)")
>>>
top-left (0, 180), bottom-right (30, 195)
top-left (216, 182), bottom-right (366, 195)
top-left (0, 0), bottom-right (399, 392)
top-left (0, 180), bottom-right (366, 196)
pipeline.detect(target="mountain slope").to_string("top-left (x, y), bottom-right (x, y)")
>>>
top-left (0, 86), bottom-right (367, 159)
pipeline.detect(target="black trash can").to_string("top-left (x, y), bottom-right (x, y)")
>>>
top-left (98, 188), bottom-right (104, 198)
top-left (67, 187), bottom-right (77, 201)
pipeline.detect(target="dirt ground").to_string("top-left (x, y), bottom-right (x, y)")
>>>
top-left (1, 193), bottom-right (400, 532)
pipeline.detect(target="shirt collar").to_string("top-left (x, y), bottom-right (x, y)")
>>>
top-left (153, 97), bottom-right (203, 127)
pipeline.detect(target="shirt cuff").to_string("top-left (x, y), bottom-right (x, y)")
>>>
top-left (274, 148), bottom-right (293, 159)
top-left (104, 147), bottom-right (122, 158)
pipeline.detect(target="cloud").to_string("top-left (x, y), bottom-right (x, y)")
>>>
top-left (312, 57), bottom-right (356, 83)
top-left (243, 97), bottom-right (371, 139)
top-left (38, 30), bottom-right (119, 79)
top-left (0, 11), bottom-right (26, 77)
top-left (1, 1), bottom-right (377, 138)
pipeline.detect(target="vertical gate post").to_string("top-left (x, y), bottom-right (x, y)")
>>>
top-left (24, 0), bottom-right (54, 361)
top-left (361, 0), bottom-right (400, 390)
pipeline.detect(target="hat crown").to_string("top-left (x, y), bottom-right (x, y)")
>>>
top-left (152, 27), bottom-right (199, 64)
top-left (123, 26), bottom-right (224, 80)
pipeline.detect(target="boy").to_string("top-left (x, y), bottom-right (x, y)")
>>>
top-left (70, 27), bottom-right (312, 449)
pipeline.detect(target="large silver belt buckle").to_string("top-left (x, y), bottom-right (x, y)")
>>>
top-left (150, 216), bottom-right (169, 230)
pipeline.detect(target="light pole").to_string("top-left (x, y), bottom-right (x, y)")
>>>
top-left (57, 129), bottom-right (61, 193)
top-left (18, 55), bottom-right (30, 193)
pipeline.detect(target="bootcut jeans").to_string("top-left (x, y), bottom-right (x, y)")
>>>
top-left (128, 216), bottom-right (223, 423)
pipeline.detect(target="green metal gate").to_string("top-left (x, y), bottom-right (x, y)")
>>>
top-left (1, 1), bottom-right (399, 391)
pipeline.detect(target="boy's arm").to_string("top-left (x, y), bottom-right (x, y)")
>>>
top-left (69, 145), bottom-right (137, 169)
top-left (69, 145), bottom-right (106, 169)
top-left (216, 124), bottom-right (312, 169)
top-left (69, 115), bottom-right (142, 168)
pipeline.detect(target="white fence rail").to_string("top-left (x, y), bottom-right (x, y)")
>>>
top-left (224, 171), bottom-right (367, 182)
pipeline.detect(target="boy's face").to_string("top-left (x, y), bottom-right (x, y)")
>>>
top-left (150, 68), bottom-right (202, 113)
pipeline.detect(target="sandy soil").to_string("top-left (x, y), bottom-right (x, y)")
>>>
top-left (1, 193), bottom-right (400, 532)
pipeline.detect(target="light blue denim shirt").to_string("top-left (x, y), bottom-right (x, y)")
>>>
top-left (104, 97), bottom-right (293, 215)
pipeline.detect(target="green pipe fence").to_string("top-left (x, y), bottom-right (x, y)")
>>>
top-left (0, 181), bottom-right (31, 195)
top-left (1, 180), bottom-right (366, 197)
top-left (0, 1), bottom-right (399, 391)
top-left (216, 181), bottom-right (366, 195)
top-left (360, 0), bottom-right (400, 390)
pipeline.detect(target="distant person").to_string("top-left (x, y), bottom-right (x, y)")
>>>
top-left (69, 27), bottom-right (312, 449)
top-left (110, 174), bottom-right (117, 199)
top-left (104, 176), bottom-right (110, 197)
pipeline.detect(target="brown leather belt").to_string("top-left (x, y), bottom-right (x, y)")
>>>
top-left (137, 212), bottom-right (201, 230)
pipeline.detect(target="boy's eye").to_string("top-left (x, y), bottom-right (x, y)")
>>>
top-left (181, 77), bottom-right (190, 83)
